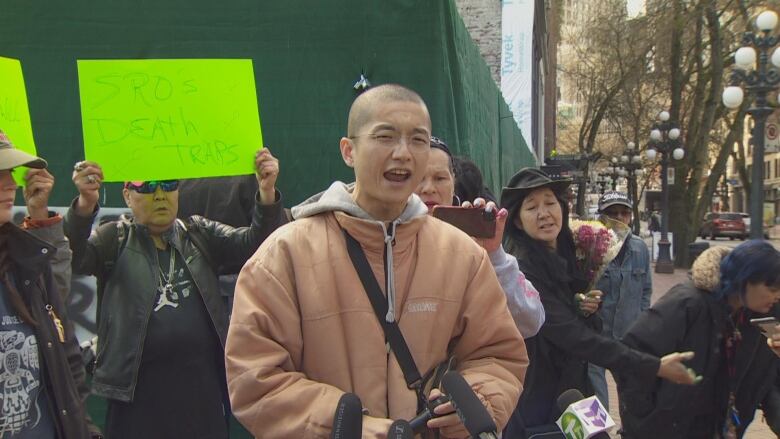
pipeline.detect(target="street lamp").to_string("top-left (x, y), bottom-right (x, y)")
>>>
top-left (647, 111), bottom-right (684, 273)
top-left (617, 141), bottom-right (646, 234)
top-left (722, 9), bottom-right (780, 239)
top-left (595, 174), bottom-right (609, 195)
top-left (604, 158), bottom-right (621, 190)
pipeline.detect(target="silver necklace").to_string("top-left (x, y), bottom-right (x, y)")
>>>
top-left (155, 247), bottom-right (178, 311)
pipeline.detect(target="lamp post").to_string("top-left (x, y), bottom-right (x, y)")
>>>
top-left (619, 142), bottom-right (645, 234)
top-left (595, 174), bottom-right (609, 195)
top-left (722, 10), bottom-right (780, 239)
top-left (604, 158), bottom-right (622, 190)
top-left (647, 111), bottom-right (684, 274)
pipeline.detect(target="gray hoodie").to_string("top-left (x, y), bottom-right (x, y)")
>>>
top-left (293, 181), bottom-right (427, 323)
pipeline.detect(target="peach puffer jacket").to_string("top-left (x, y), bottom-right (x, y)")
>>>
top-left (226, 182), bottom-right (528, 438)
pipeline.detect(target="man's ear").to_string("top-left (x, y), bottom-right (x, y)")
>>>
top-left (122, 188), bottom-right (132, 208)
top-left (339, 137), bottom-right (355, 168)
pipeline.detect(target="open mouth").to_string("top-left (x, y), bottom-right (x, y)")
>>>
top-left (538, 223), bottom-right (555, 231)
top-left (424, 201), bottom-right (439, 209)
top-left (384, 169), bottom-right (411, 183)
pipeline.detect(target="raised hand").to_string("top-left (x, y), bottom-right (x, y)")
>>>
top-left (254, 148), bottom-right (280, 205)
top-left (461, 198), bottom-right (507, 253)
top-left (72, 161), bottom-right (104, 217)
top-left (23, 168), bottom-right (55, 220)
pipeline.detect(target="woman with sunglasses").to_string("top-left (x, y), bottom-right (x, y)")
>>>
top-left (64, 149), bottom-right (287, 439)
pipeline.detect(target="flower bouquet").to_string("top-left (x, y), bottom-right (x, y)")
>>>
top-left (569, 217), bottom-right (631, 296)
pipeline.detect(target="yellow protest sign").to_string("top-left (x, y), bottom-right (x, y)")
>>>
top-left (77, 59), bottom-right (262, 182)
top-left (0, 56), bottom-right (38, 184)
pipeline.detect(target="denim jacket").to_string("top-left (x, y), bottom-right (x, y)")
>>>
top-left (595, 234), bottom-right (651, 339)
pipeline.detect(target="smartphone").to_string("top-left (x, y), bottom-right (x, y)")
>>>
top-left (750, 316), bottom-right (780, 337)
top-left (432, 206), bottom-right (496, 238)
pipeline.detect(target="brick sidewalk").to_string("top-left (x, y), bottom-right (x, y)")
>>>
top-left (603, 265), bottom-right (776, 438)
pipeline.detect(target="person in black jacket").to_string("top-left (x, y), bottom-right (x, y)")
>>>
top-left (617, 242), bottom-right (780, 438)
top-left (500, 167), bottom-right (696, 438)
top-left (0, 130), bottom-right (101, 438)
top-left (64, 148), bottom-right (287, 439)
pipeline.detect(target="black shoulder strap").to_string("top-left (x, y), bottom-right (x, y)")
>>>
top-left (100, 220), bottom-right (127, 275)
top-left (341, 229), bottom-right (422, 391)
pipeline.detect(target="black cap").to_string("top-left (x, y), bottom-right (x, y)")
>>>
top-left (598, 191), bottom-right (632, 212)
top-left (500, 167), bottom-right (571, 210)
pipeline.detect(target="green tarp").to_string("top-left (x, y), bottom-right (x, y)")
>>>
top-left (2, 0), bottom-right (533, 207)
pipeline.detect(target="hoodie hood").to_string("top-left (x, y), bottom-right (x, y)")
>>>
top-left (291, 181), bottom-right (428, 223)
top-left (291, 181), bottom-right (428, 323)
top-left (691, 246), bottom-right (731, 293)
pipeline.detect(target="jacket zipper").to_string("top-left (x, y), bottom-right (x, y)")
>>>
top-left (45, 304), bottom-right (65, 343)
top-left (381, 221), bottom-right (398, 417)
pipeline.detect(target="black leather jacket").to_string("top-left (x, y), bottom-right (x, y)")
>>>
top-left (64, 192), bottom-right (286, 402)
top-left (5, 222), bottom-right (100, 438)
top-left (618, 281), bottom-right (780, 438)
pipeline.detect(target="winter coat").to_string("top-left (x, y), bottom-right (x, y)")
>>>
top-left (64, 192), bottom-right (286, 402)
top-left (617, 248), bottom-right (780, 438)
top-left (225, 181), bottom-right (528, 438)
top-left (503, 243), bottom-right (659, 438)
top-left (5, 221), bottom-right (100, 438)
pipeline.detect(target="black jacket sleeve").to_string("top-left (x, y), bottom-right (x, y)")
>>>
top-left (64, 198), bottom-right (115, 278)
top-left (537, 277), bottom-right (660, 382)
top-left (190, 189), bottom-right (288, 274)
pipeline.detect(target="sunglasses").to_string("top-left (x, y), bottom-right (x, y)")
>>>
top-left (124, 180), bottom-right (179, 194)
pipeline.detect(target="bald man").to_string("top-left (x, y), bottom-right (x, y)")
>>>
top-left (225, 84), bottom-right (527, 438)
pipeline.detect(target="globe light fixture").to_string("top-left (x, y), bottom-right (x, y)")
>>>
top-left (722, 9), bottom-right (780, 239)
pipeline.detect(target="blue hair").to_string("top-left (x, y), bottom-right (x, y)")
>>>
top-left (714, 240), bottom-right (780, 301)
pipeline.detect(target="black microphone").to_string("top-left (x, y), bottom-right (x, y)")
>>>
top-left (408, 394), bottom-right (451, 432)
top-left (387, 419), bottom-right (414, 439)
top-left (441, 371), bottom-right (498, 439)
top-left (330, 393), bottom-right (362, 439)
top-left (556, 389), bottom-right (610, 439)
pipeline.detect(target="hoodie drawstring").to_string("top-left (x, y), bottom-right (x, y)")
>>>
top-left (383, 222), bottom-right (398, 323)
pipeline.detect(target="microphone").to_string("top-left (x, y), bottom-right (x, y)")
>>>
top-left (330, 393), bottom-right (363, 439)
top-left (441, 371), bottom-right (499, 439)
top-left (555, 389), bottom-right (613, 439)
top-left (387, 419), bottom-right (414, 439)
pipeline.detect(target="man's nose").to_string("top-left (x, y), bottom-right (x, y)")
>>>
top-left (391, 138), bottom-right (414, 161)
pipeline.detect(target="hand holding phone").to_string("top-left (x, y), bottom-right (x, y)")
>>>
top-left (431, 205), bottom-right (496, 238)
top-left (750, 317), bottom-right (780, 337)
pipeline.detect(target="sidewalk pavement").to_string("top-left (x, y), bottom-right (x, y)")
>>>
top-left (603, 264), bottom-right (777, 438)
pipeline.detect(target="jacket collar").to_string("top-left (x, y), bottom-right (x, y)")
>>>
top-left (333, 212), bottom-right (426, 253)
top-left (291, 181), bottom-right (428, 223)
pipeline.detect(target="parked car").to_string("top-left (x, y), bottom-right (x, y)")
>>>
top-left (700, 212), bottom-right (747, 240)
top-left (739, 212), bottom-right (770, 239)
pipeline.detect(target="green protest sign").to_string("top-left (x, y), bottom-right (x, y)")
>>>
top-left (0, 56), bottom-right (38, 184)
top-left (77, 59), bottom-right (262, 182)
